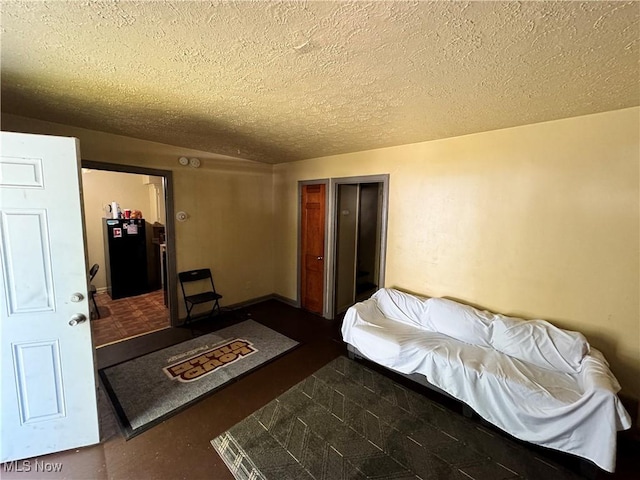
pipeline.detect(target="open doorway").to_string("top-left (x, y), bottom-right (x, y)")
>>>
top-left (335, 182), bottom-right (382, 314)
top-left (81, 160), bottom-right (177, 347)
top-left (331, 175), bottom-right (389, 317)
top-left (297, 174), bottom-right (388, 319)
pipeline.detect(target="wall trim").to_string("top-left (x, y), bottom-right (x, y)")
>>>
top-left (270, 293), bottom-right (299, 308)
top-left (328, 174), bottom-right (390, 319)
top-left (81, 159), bottom-right (179, 328)
top-left (225, 293), bottom-right (298, 310)
top-left (295, 175), bottom-right (389, 320)
top-left (177, 293), bottom-right (299, 324)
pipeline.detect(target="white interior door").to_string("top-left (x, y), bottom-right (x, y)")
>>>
top-left (0, 131), bottom-right (99, 462)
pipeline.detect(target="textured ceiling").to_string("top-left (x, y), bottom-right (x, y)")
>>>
top-left (1, 1), bottom-right (638, 164)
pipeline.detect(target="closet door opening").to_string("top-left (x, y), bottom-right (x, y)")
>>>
top-left (334, 179), bottom-right (386, 316)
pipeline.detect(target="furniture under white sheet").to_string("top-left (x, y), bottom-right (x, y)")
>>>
top-left (341, 288), bottom-right (632, 473)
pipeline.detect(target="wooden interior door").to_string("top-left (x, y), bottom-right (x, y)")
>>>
top-left (301, 184), bottom-right (326, 314)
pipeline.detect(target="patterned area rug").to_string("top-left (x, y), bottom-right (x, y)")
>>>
top-left (212, 356), bottom-right (579, 480)
top-left (101, 320), bottom-right (298, 438)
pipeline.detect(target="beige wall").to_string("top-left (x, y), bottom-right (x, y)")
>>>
top-left (273, 107), bottom-right (640, 403)
top-left (81, 169), bottom-right (154, 290)
top-left (1, 114), bottom-right (275, 316)
top-left (3, 108), bottom-right (638, 408)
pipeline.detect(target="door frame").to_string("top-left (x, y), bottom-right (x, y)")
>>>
top-left (297, 175), bottom-right (389, 319)
top-left (81, 160), bottom-right (178, 326)
top-left (297, 179), bottom-right (330, 315)
top-left (328, 174), bottom-right (389, 319)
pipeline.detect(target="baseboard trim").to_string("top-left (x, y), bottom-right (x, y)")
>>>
top-left (225, 293), bottom-right (299, 310)
top-left (225, 294), bottom-right (279, 310)
top-left (179, 294), bottom-right (300, 323)
top-left (270, 294), bottom-right (299, 308)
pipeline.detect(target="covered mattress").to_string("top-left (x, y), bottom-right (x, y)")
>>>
top-left (341, 289), bottom-right (632, 472)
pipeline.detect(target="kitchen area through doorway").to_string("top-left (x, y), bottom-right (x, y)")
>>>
top-left (81, 168), bottom-right (170, 347)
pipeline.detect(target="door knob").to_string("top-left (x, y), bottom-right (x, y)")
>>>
top-left (70, 292), bottom-right (85, 302)
top-left (317, 256), bottom-right (323, 260)
top-left (69, 313), bottom-right (87, 326)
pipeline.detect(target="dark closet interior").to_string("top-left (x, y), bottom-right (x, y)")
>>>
top-left (335, 182), bottom-right (383, 314)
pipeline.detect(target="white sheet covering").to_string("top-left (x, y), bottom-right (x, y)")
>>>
top-left (425, 297), bottom-right (496, 347)
top-left (341, 289), bottom-right (632, 473)
top-left (490, 316), bottom-right (590, 374)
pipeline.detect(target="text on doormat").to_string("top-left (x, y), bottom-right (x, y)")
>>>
top-left (163, 339), bottom-right (257, 382)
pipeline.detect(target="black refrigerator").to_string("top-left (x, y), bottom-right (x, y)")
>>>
top-left (103, 218), bottom-right (149, 299)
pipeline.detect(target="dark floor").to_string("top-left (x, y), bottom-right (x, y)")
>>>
top-left (3, 299), bottom-right (638, 480)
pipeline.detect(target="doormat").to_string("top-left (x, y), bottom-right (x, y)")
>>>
top-left (100, 320), bottom-right (299, 439)
top-left (212, 356), bottom-right (579, 480)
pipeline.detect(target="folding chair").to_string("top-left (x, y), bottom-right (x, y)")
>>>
top-left (178, 268), bottom-right (223, 324)
top-left (89, 263), bottom-right (100, 319)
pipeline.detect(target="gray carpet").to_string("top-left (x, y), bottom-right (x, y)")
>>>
top-left (212, 356), bottom-right (580, 480)
top-left (101, 320), bottom-right (298, 438)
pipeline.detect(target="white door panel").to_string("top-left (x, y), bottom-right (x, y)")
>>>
top-left (0, 131), bottom-right (99, 462)
top-left (1, 209), bottom-right (56, 313)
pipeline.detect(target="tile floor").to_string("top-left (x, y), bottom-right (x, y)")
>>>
top-left (91, 290), bottom-right (170, 347)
